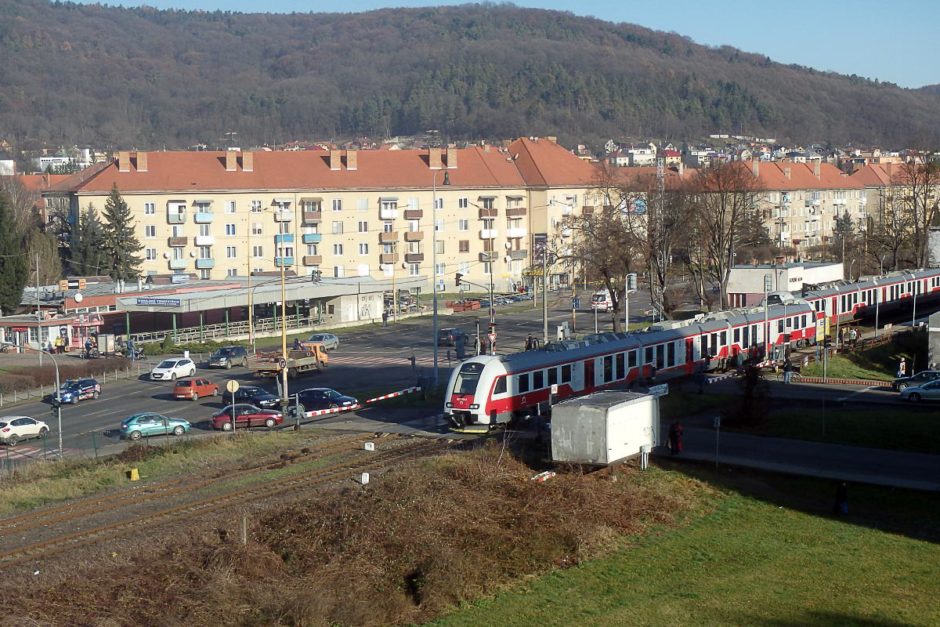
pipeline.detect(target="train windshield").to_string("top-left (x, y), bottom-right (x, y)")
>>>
top-left (453, 362), bottom-right (484, 395)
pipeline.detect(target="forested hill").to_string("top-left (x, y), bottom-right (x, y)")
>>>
top-left (3, 0), bottom-right (940, 150)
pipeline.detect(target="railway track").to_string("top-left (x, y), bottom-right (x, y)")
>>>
top-left (0, 434), bottom-right (446, 569)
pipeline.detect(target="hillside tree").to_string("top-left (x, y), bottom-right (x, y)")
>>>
top-left (71, 205), bottom-right (111, 277)
top-left (100, 184), bottom-right (143, 281)
top-left (0, 191), bottom-right (29, 315)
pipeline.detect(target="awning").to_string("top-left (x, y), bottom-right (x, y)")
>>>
top-left (300, 197), bottom-right (323, 202)
top-left (379, 196), bottom-right (399, 202)
top-left (167, 199), bottom-right (186, 206)
top-left (273, 197), bottom-right (293, 204)
top-left (193, 199), bottom-right (213, 205)
top-left (478, 195), bottom-right (497, 200)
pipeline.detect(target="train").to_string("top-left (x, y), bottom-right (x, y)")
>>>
top-left (444, 268), bottom-right (940, 429)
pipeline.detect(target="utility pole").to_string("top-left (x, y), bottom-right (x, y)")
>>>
top-left (36, 253), bottom-right (42, 367)
top-left (542, 244), bottom-right (549, 344)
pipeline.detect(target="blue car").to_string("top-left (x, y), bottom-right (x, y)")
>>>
top-left (120, 413), bottom-right (191, 441)
top-left (54, 378), bottom-right (101, 405)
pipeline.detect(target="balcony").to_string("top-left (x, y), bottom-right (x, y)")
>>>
top-left (380, 253), bottom-right (399, 264)
top-left (478, 208), bottom-right (498, 219)
top-left (505, 207), bottom-right (527, 217)
top-left (379, 231), bottom-right (399, 243)
top-left (404, 209), bottom-right (423, 220)
top-left (303, 255), bottom-right (323, 266)
top-left (194, 235), bottom-right (215, 246)
top-left (275, 256), bottom-right (294, 267)
top-left (302, 233), bottom-right (322, 244)
top-left (274, 234), bottom-right (295, 245)
top-left (168, 259), bottom-right (188, 270)
top-left (303, 210), bottom-right (322, 224)
top-left (195, 258), bottom-right (215, 269)
top-left (274, 209), bottom-right (293, 222)
top-left (404, 231), bottom-right (424, 242)
top-left (167, 236), bottom-right (188, 247)
top-left (194, 211), bottom-right (214, 224)
top-left (506, 227), bottom-right (527, 239)
top-left (479, 228), bottom-right (498, 239)
top-left (581, 206), bottom-right (594, 216)
top-left (508, 249), bottom-right (528, 260)
top-left (167, 211), bottom-right (186, 224)
top-left (379, 208), bottom-right (398, 220)
top-left (405, 253), bottom-right (425, 263)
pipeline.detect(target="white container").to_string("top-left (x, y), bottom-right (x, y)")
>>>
top-left (550, 391), bottom-right (659, 466)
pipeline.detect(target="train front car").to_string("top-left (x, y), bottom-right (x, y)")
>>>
top-left (444, 355), bottom-right (502, 430)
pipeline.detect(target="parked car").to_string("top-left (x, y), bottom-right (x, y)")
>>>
top-left (305, 333), bottom-right (339, 351)
top-left (290, 388), bottom-right (359, 414)
top-left (120, 413), bottom-right (191, 440)
top-left (893, 370), bottom-right (940, 391)
top-left (173, 377), bottom-right (219, 401)
top-left (210, 404), bottom-right (283, 431)
top-left (150, 358), bottom-right (197, 381)
top-left (207, 346), bottom-right (249, 369)
top-left (0, 416), bottom-right (49, 446)
top-left (54, 378), bottom-right (101, 404)
top-left (230, 385), bottom-right (281, 409)
top-left (899, 380), bottom-right (940, 403)
top-left (437, 328), bottom-right (467, 346)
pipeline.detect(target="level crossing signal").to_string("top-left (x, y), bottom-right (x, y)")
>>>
top-left (455, 272), bottom-right (463, 287)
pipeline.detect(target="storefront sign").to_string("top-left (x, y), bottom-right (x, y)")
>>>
top-left (136, 297), bottom-right (181, 307)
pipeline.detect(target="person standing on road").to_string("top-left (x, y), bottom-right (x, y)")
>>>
top-left (668, 421), bottom-right (683, 456)
top-left (834, 482), bottom-right (849, 516)
top-left (898, 357), bottom-right (907, 378)
top-left (382, 309), bottom-right (389, 327)
top-left (783, 356), bottom-right (794, 384)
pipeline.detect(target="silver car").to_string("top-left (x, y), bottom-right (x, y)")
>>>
top-left (899, 380), bottom-right (940, 403)
top-left (306, 333), bottom-right (339, 351)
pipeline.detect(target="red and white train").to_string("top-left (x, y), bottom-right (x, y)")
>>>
top-left (444, 268), bottom-right (940, 429)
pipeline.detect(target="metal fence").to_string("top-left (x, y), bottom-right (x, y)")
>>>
top-left (0, 362), bottom-right (148, 408)
top-left (128, 315), bottom-right (315, 345)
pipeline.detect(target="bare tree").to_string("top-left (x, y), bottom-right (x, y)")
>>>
top-left (0, 176), bottom-right (40, 235)
top-left (894, 156), bottom-right (940, 268)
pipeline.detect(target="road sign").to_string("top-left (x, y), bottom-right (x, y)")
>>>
top-left (648, 383), bottom-right (669, 397)
top-left (571, 297), bottom-right (581, 309)
top-left (277, 357), bottom-right (287, 369)
top-left (226, 380), bottom-right (240, 394)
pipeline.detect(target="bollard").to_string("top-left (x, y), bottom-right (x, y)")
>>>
top-left (127, 468), bottom-right (140, 481)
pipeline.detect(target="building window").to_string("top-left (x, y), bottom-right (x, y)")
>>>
top-left (145, 248), bottom-right (157, 260)
top-left (458, 198), bottom-right (468, 209)
top-left (383, 222), bottom-right (393, 233)
top-left (199, 224), bottom-right (211, 237)
top-left (358, 221), bottom-right (368, 233)
top-left (408, 241), bottom-right (419, 253)
top-left (333, 244), bottom-right (343, 255)
top-left (409, 220), bottom-right (419, 232)
top-left (332, 199), bottom-right (342, 212)
top-left (252, 222), bottom-right (262, 236)
top-left (434, 197), bottom-right (443, 210)
top-left (481, 197), bottom-right (495, 209)
top-left (383, 243), bottom-right (394, 254)
top-left (278, 221), bottom-right (291, 234)
top-left (144, 225), bottom-right (156, 238)
top-left (200, 269), bottom-right (211, 280)
top-left (306, 244), bottom-right (318, 255)
top-left (171, 225), bottom-right (183, 237)
top-left (359, 243), bottom-right (369, 255)
top-left (435, 262), bottom-right (445, 276)
top-left (435, 240), bottom-right (444, 255)
top-left (435, 219), bottom-right (443, 232)
top-left (484, 261), bottom-right (492, 274)
top-left (409, 263), bottom-right (420, 276)
top-left (458, 219), bottom-right (469, 231)
top-left (357, 198), bottom-right (368, 211)
top-left (252, 245), bottom-right (263, 258)
top-left (226, 246), bottom-right (237, 258)
top-left (144, 202), bottom-right (155, 215)
top-left (172, 248), bottom-right (185, 260)
top-left (332, 221), bottom-right (343, 234)
top-left (225, 224), bottom-right (236, 236)
top-left (227, 268), bottom-right (237, 277)
top-left (459, 240), bottom-right (470, 252)
top-left (333, 266), bottom-right (344, 278)
top-left (225, 201), bottom-right (236, 214)
top-left (250, 200), bottom-right (262, 213)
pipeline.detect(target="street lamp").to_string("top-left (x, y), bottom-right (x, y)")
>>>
top-left (22, 346), bottom-right (62, 455)
top-left (763, 273), bottom-right (772, 362)
top-left (431, 170), bottom-right (450, 388)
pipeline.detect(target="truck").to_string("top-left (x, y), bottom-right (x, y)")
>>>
top-left (590, 290), bottom-right (614, 312)
top-left (250, 344), bottom-right (329, 378)
top-left (550, 390), bottom-right (659, 466)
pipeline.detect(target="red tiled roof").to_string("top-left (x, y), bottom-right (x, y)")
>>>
top-left (507, 137), bottom-right (600, 187)
top-left (751, 161), bottom-right (862, 191)
top-left (851, 163), bottom-right (895, 186)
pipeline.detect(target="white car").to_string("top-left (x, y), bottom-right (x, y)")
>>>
top-left (150, 358), bottom-right (197, 381)
top-left (0, 416), bottom-right (49, 446)
top-left (306, 332), bottom-right (339, 351)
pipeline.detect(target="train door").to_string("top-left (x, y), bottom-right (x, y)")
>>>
top-left (583, 359), bottom-right (595, 392)
top-left (684, 337), bottom-right (695, 374)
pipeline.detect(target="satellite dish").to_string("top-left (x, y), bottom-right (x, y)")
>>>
top-left (74, 292), bottom-right (84, 303)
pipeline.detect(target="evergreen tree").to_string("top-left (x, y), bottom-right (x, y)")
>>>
top-left (101, 184), bottom-right (143, 281)
top-left (25, 229), bottom-right (63, 286)
top-left (0, 191), bottom-right (29, 315)
top-left (70, 205), bottom-right (111, 276)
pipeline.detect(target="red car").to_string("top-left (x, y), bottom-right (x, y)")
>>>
top-left (173, 377), bottom-right (219, 401)
top-left (211, 404), bottom-right (283, 431)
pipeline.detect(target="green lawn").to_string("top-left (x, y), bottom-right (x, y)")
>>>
top-left (799, 353), bottom-right (894, 381)
top-left (434, 476), bottom-right (940, 626)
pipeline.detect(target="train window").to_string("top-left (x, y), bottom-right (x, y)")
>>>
top-left (667, 342), bottom-right (675, 366)
top-left (786, 317), bottom-right (792, 329)
top-left (777, 319), bottom-right (784, 333)
top-left (453, 362), bottom-right (484, 395)
top-left (616, 353), bottom-right (624, 379)
top-left (734, 328), bottom-right (740, 343)
top-left (493, 376), bottom-right (506, 395)
top-left (720, 331), bottom-right (727, 346)
top-left (547, 367), bottom-right (558, 386)
top-left (655, 345), bottom-right (664, 369)
top-left (645, 346), bottom-right (654, 364)
top-left (603, 356), bottom-right (613, 382)
top-left (742, 326), bottom-right (749, 348)
top-left (561, 364), bottom-right (572, 383)
top-left (518, 373), bottom-right (530, 393)
top-left (629, 350), bottom-right (637, 368)
top-left (534, 370), bottom-right (544, 389)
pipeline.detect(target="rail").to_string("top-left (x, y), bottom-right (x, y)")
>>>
top-left (128, 315), bottom-right (315, 345)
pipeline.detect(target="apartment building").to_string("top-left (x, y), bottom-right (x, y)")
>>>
top-left (47, 138), bottom-right (598, 294)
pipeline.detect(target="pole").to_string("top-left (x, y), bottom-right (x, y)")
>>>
top-left (392, 241), bottom-right (398, 323)
top-left (431, 173), bottom-right (439, 388)
top-left (280, 263), bottom-right (289, 423)
top-left (875, 285), bottom-right (880, 338)
top-left (489, 260), bottom-right (495, 326)
top-left (593, 305), bottom-right (598, 333)
top-left (247, 223), bottom-right (254, 354)
top-left (36, 253), bottom-right (42, 368)
top-left (763, 275), bottom-right (770, 362)
top-left (912, 278), bottom-right (918, 328)
top-left (542, 246), bottom-right (549, 344)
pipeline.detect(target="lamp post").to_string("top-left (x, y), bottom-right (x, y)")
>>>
top-left (431, 170), bottom-right (450, 388)
top-left (247, 222), bottom-right (255, 354)
top-left (30, 347), bottom-right (62, 455)
top-left (279, 260), bottom-right (289, 421)
top-left (763, 273), bottom-right (772, 362)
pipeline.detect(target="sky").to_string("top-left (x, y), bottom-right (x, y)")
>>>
top-left (72, 0), bottom-right (938, 89)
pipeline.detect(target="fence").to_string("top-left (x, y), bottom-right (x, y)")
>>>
top-left (0, 361), bottom-right (148, 409)
top-left (128, 315), bottom-right (316, 345)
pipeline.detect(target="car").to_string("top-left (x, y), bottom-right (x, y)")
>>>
top-left (210, 404), bottom-right (283, 431)
top-left (54, 378), bottom-right (101, 404)
top-left (173, 377), bottom-right (219, 401)
top-left (0, 416), bottom-right (49, 446)
top-left (150, 358), bottom-right (197, 381)
top-left (305, 333), bottom-right (339, 351)
top-left (893, 370), bottom-right (940, 391)
top-left (230, 385), bottom-right (281, 409)
top-left (899, 380), bottom-right (940, 403)
top-left (120, 413), bottom-right (191, 440)
top-left (207, 346), bottom-right (249, 369)
top-left (290, 387), bottom-right (359, 414)
top-left (437, 328), bottom-right (467, 346)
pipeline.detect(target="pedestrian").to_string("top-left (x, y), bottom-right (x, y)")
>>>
top-left (382, 309), bottom-right (388, 327)
top-left (849, 327), bottom-right (858, 347)
top-left (455, 334), bottom-right (466, 360)
top-left (525, 334), bottom-right (535, 351)
top-left (668, 421), bottom-right (683, 456)
top-left (84, 337), bottom-right (92, 359)
top-left (695, 366), bottom-right (706, 395)
top-left (834, 482), bottom-right (849, 516)
top-left (735, 350), bottom-right (745, 374)
top-left (838, 327), bottom-right (844, 348)
top-left (783, 356), bottom-right (794, 384)
top-left (126, 338), bottom-right (136, 361)
top-left (897, 357), bottom-right (907, 378)
top-left (292, 337), bottom-right (302, 350)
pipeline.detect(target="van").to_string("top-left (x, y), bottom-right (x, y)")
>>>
top-left (591, 290), bottom-right (613, 312)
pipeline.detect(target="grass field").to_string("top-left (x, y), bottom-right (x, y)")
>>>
top-left (434, 469), bottom-right (940, 626)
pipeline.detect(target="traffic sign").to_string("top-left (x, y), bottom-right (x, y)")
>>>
top-left (648, 383), bottom-right (669, 397)
top-left (226, 380), bottom-right (240, 394)
top-left (277, 357), bottom-right (287, 369)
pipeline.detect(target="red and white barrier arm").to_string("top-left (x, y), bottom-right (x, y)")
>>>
top-left (364, 386), bottom-right (422, 404)
top-left (303, 403), bottom-right (362, 418)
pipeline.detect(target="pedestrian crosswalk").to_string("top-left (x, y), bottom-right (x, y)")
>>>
top-left (0, 444), bottom-right (57, 462)
top-left (329, 351), bottom-right (444, 368)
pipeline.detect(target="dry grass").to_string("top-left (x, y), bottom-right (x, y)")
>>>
top-left (0, 356), bottom-right (132, 394)
top-left (4, 442), bottom-right (713, 626)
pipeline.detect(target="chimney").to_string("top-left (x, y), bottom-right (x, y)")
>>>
top-left (136, 151), bottom-right (148, 173)
top-left (678, 162), bottom-right (685, 177)
top-left (428, 147), bottom-right (442, 170)
top-left (225, 150), bottom-right (237, 172)
top-left (446, 147), bottom-right (457, 169)
top-left (751, 160), bottom-right (759, 177)
top-left (784, 167), bottom-right (791, 180)
top-left (813, 160), bottom-right (821, 178)
top-left (885, 162), bottom-right (894, 179)
top-left (242, 151), bottom-right (253, 172)
top-left (345, 149), bottom-right (357, 171)
top-left (330, 149), bottom-right (342, 171)
top-left (118, 151), bottom-right (130, 172)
